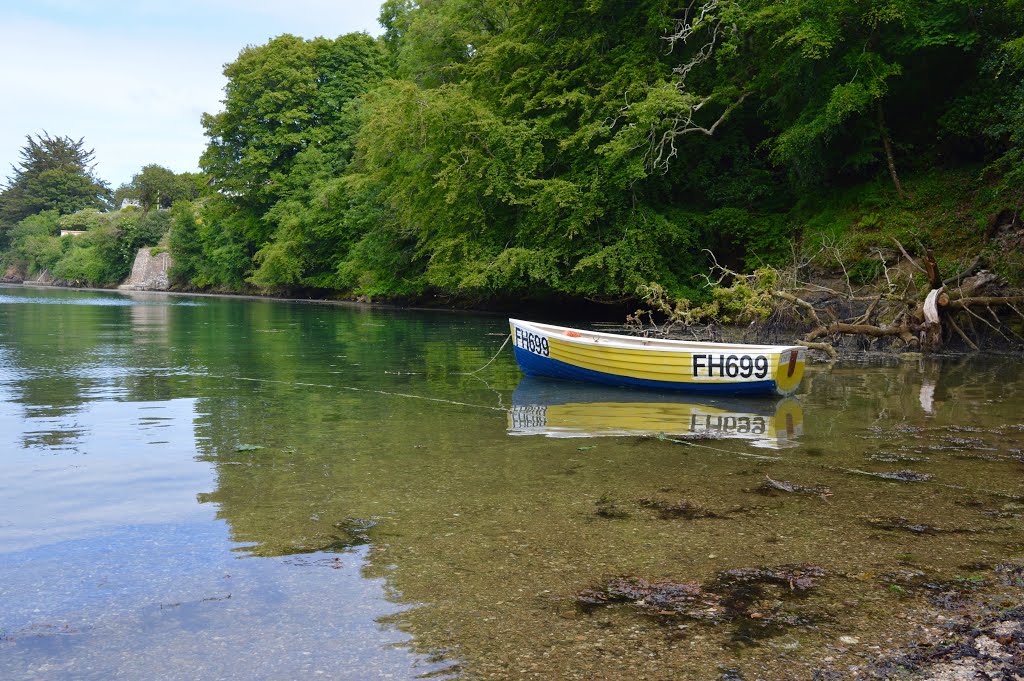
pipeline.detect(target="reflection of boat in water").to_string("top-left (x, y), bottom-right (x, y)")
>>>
top-left (508, 377), bottom-right (803, 448)
top-left (509, 318), bottom-right (806, 396)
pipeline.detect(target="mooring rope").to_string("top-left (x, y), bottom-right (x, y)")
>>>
top-left (200, 371), bottom-right (791, 456)
top-left (456, 333), bottom-right (512, 375)
top-left (656, 435), bottom-right (784, 461)
top-left (197, 334), bottom-right (515, 412)
top-left (203, 374), bottom-right (511, 412)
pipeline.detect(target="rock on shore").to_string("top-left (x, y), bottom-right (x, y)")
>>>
top-left (119, 249), bottom-right (171, 291)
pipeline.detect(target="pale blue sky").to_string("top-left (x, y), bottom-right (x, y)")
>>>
top-left (0, 1), bottom-right (383, 189)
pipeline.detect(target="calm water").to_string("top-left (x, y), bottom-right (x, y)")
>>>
top-left (1, 285), bottom-right (1022, 680)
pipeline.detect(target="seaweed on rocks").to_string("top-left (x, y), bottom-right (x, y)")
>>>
top-left (997, 562), bottom-right (1024, 587)
top-left (638, 497), bottom-right (721, 519)
top-left (576, 576), bottom-right (719, 619)
top-left (859, 469), bottom-right (933, 482)
top-left (273, 516), bottom-right (378, 556)
top-left (576, 564), bottom-right (827, 639)
top-left (883, 606), bottom-right (1024, 677)
top-left (864, 516), bottom-right (941, 535)
top-left (714, 564), bottom-right (827, 594)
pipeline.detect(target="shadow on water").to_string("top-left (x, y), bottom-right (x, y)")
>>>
top-left (1, 285), bottom-right (1023, 679)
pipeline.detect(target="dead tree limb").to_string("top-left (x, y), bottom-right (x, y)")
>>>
top-left (796, 340), bottom-right (839, 360)
top-left (892, 238), bottom-right (927, 274)
top-left (948, 296), bottom-right (1024, 309)
top-left (923, 250), bottom-right (942, 290)
top-left (878, 100), bottom-right (906, 199)
top-left (943, 256), bottom-right (983, 287)
top-left (946, 314), bottom-right (979, 351)
top-left (856, 295), bottom-right (883, 325)
top-left (921, 287), bottom-right (943, 351)
top-left (805, 322), bottom-right (916, 344)
top-left (960, 304), bottom-right (1013, 343)
top-left (631, 245), bottom-right (1022, 353)
top-left (772, 290), bottom-right (823, 327)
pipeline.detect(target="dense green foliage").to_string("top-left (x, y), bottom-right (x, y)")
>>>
top-left (2, 207), bottom-right (171, 287)
top-left (3, 2), bottom-right (1022, 301)
top-left (0, 139), bottom-right (194, 286)
top-left (0, 134), bottom-right (111, 248)
top-left (169, 0), bottom-right (1024, 301)
top-left (113, 165), bottom-right (203, 213)
top-left (195, 32), bottom-right (389, 289)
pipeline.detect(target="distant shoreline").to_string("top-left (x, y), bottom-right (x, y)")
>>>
top-left (1, 281), bottom-right (506, 318)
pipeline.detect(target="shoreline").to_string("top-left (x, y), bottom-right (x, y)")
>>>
top-left (5, 280), bottom-right (1023, 356)
top-left (2, 280), bottom-right (507, 318)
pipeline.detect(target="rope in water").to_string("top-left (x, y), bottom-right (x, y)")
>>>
top-left (196, 369), bottom-right (1019, 499)
top-left (656, 436), bottom-right (783, 462)
top-left (201, 371), bottom-right (787, 460)
top-left (203, 370), bottom-right (784, 460)
top-left (205, 374), bottom-right (510, 412)
top-left (199, 335), bottom-right (513, 412)
top-left (456, 333), bottom-right (512, 375)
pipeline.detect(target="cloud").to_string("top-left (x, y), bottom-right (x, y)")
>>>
top-left (198, 0), bottom-right (383, 35)
top-left (0, 16), bottom-right (226, 186)
top-left (0, 1), bottom-right (383, 188)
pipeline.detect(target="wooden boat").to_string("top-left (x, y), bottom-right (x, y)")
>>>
top-left (509, 318), bottom-right (805, 396)
top-left (508, 377), bottom-right (803, 448)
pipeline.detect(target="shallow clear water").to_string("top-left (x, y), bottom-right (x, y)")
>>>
top-left (1, 285), bottom-right (1022, 679)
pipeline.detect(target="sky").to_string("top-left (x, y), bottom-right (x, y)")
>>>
top-left (0, 1), bottom-right (383, 189)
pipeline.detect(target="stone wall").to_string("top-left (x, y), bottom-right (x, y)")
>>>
top-left (119, 249), bottom-right (172, 291)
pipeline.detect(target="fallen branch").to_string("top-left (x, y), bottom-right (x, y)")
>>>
top-left (892, 238), bottom-right (927, 275)
top-left (943, 256), bottom-right (983, 287)
top-left (805, 321), bottom-right (915, 345)
top-left (946, 314), bottom-right (979, 352)
top-left (630, 244), bottom-right (1022, 353)
top-left (855, 294), bottom-right (883, 325)
top-left (772, 290), bottom-right (823, 326)
top-left (948, 296), bottom-right (1024, 309)
top-left (921, 287), bottom-right (943, 350)
top-left (796, 340), bottom-right (838, 360)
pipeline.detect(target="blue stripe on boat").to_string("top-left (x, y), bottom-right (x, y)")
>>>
top-left (513, 347), bottom-right (778, 396)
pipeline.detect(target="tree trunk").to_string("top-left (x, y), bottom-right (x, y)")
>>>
top-left (878, 101), bottom-right (906, 199)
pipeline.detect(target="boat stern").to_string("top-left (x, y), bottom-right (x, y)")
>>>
top-left (773, 347), bottom-right (806, 395)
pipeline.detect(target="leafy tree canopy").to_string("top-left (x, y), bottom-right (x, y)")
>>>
top-left (194, 31), bottom-right (389, 290)
top-left (200, 32), bottom-right (388, 212)
top-left (113, 165), bottom-right (203, 212)
top-left (0, 133), bottom-right (111, 234)
top-left (169, 0), bottom-right (1024, 301)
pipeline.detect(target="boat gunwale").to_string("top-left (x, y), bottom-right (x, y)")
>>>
top-left (510, 319), bottom-right (803, 355)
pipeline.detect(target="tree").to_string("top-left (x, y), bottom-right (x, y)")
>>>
top-left (114, 165), bottom-right (202, 212)
top-left (200, 33), bottom-right (387, 212)
top-left (0, 133), bottom-right (111, 226)
top-left (196, 32), bottom-right (388, 289)
top-left (336, 0), bottom-right (718, 299)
